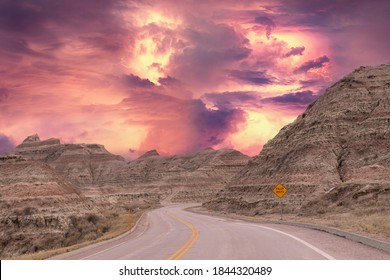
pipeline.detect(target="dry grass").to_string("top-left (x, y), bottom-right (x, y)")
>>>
top-left (288, 212), bottom-right (390, 242)
top-left (194, 207), bottom-right (390, 243)
top-left (8, 211), bottom-right (143, 260)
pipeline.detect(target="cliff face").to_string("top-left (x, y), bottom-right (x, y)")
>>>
top-left (0, 155), bottom-right (92, 257)
top-left (0, 136), bottom-right (250, 256)
top-left (205, 63), bottom-right (390, 215)
top-left (104, 148), bottom-right (250, 201)
top-left (14, 134), bottom-right (61, 161)
top-left (10, 135), bottom-right (250, 200)
top-left (13, 135), bottom-right (126, 190)
top-left (123, 148), bottom-right (249, 186)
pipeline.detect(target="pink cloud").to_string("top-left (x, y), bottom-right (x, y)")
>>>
top-left (0, 0), bottom-right (389, 158)
top-left (0, 133), bottom-right (15, 155)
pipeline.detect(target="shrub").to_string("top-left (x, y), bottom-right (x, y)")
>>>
top-left (22, 207), bottom-right (35, 215)
top-left (87, 214), bottom-right (99, 225)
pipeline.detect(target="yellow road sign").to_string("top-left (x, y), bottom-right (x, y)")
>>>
top-left (273, 183), bottom-right (288, 198)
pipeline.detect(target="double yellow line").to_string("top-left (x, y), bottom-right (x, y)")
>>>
top-left (167, 216), bottom-right (199, 260)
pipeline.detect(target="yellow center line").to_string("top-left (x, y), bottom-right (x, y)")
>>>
top-left (167, 216), bottom-right (199, 260)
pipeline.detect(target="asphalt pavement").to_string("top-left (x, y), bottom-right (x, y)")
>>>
top-left (52, 204), bottom-right (390, 260)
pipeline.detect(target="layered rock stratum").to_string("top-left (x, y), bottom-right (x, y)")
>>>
top-left (205, 63), bottom-right (390, 217)
top-left (1, 135), bottom-right (249, 257)
top-left (0, 155), bottom-right (91, 256)
top-left (114, 148), bottom-right (250, 201)
top-left (13, 134), bottom-right (126, 191)
top-left (10, 134), bottom-right (250, 197)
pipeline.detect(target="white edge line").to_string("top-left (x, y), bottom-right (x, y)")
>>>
top-left (80, 212), bottom-right (149, 260)
top-left (255, 225), bottom-right (336, 260)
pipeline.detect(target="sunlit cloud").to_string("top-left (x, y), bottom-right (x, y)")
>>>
top-left (1, 0), bottom-right (389, 158)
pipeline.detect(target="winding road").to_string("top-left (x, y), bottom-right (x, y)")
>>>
top-left (52, 204), bottom-right (390, 260)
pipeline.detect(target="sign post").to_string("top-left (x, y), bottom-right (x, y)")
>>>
top-left (272, 183), bottom-right (288, 220)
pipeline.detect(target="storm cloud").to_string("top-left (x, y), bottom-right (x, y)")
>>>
top-left (284, 46), bottom-right (305, 57)
top-left (262, 90), bottom-right (318, 109)
top-left (202, 91), bottom-right (262, 110)
top-left (254, 16), bottom-right (276, 39)
top-left (229, 70), bottom-right (272, 85)
top-left (120, 92), bottom-right (246, 154)
top-left (0, 88), bottom-right (10, 103)
top-left (295, 56), bottom-right (330, 73)
top-left (0, 133), bottom-right (14, 155)
top-left (1, 0), bottom-right (389, 157)
top-left (124, 74), bottom-right (156, 88)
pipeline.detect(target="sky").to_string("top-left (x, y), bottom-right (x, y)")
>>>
top-left (0, 0), bottom-right (390, 158)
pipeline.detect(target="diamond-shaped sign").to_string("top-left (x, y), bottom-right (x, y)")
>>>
top-left (273, 183), bottom-right (288, 198)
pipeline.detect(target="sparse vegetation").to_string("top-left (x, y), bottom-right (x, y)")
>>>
top-left (22, 207), bottom-right (35, 215)
top-left (3, 210), bottom-right (144, 260)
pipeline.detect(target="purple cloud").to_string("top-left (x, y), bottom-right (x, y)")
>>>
top-left (191, 99), bottom-right (246, 147)
top-left (0, 37), bottom-right (53, 59)
top-left (284, 46), bottom-right (305, 57)
top-left (0, 0), bottom-right (131, 59)
top-left (262, 90), bottom-right (318, 109)
top-left (254, 16), bottom-right (276, 39)
top-left (120, 91), bottom-right (247, 154)
top-left (202, 91), bottom-right (262, 110)
top-left (0, 88), bottom-right (10, 103)
top-left (0, 133), bottom-right (15, 155)
top-left (295, 55), bottom-right (330, 73)
top-left (158, 76), bottom-right (180, 86)
top-left (229, 70), bottom-right (272, 85)
top-left (169, 22), bottom-right (251, 88)
top-left (123, 74), bottom-right (155, 88)
top-left (299, 79), bottom-right (323, 88)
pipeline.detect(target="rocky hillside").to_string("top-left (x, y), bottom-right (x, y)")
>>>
top-left (0, 154), bottom-right (155, 258)
top-left (10, 135), bottom-right (250, 200)
top-left (111, 148), bottom-right (250, 202)
top-left (0, 136), bottom-right (249, 257)
top-left (13, 134), bottom-right (126, 192)
top-left (205, 63), bottom-right (390, 216)
top-left (0, 155), bottom-right (88, 257)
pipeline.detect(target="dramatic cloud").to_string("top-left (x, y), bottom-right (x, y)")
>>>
top-left (284, 46), bottom-right (305, 57)
top-left (158, 76), bottom-right (180, 86)
top-left (191, 100), bottom-right (247, 148)
top-left (0, 0), bottom-right (127, 32)
top-left (167, 21), bottom-right (252, 90)
top-left (254, 16), bottom-right (276, 39)
top-left (0, 88), bottom-right (9, 102)
top-left (123, 74), bottom-right (156, 88)
top-left (0, 38), bottom-right (50, 58)
top-left (262, 90), bottom-right (318, 109)
top-left (295, 56), bottom-right (330, 73)
top-left (0, 133), bottom-right (14, 155)
top-left (205, 90), bottom-right (318, 112)
top-left (0, 0), bottom-right (389, 157)
top-left (202, 91), bottom-right (262, 110)
top-left (299, 80), bottom-right (321, 88)
top-left (120, 92), bottom-right (246, 154)
top-left (229, 70), bottom-right (272, 85)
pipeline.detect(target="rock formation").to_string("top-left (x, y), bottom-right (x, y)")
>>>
top-left (14, 134), bottom-right (61, 161)
top-left (13, 135), bottom-right (126, 191)
top-left (9, 136), bottom-right (250, 200)
top-left (0, 135), bottom-right (250, 257)
top-left (103, 148), bottom-right (250, 201)
top-left (0, 155), bottom-right (90, 256)
top-left (137, 149), bottom-right (160, 159)
top-left (205, 63), bottom-right (390, 216)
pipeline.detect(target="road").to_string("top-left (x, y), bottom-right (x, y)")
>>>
top-left (53, 204), bottom-right (390, 260)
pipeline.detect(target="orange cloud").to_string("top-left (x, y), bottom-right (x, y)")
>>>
top-left (1, 0), bottom-right (389, 158)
